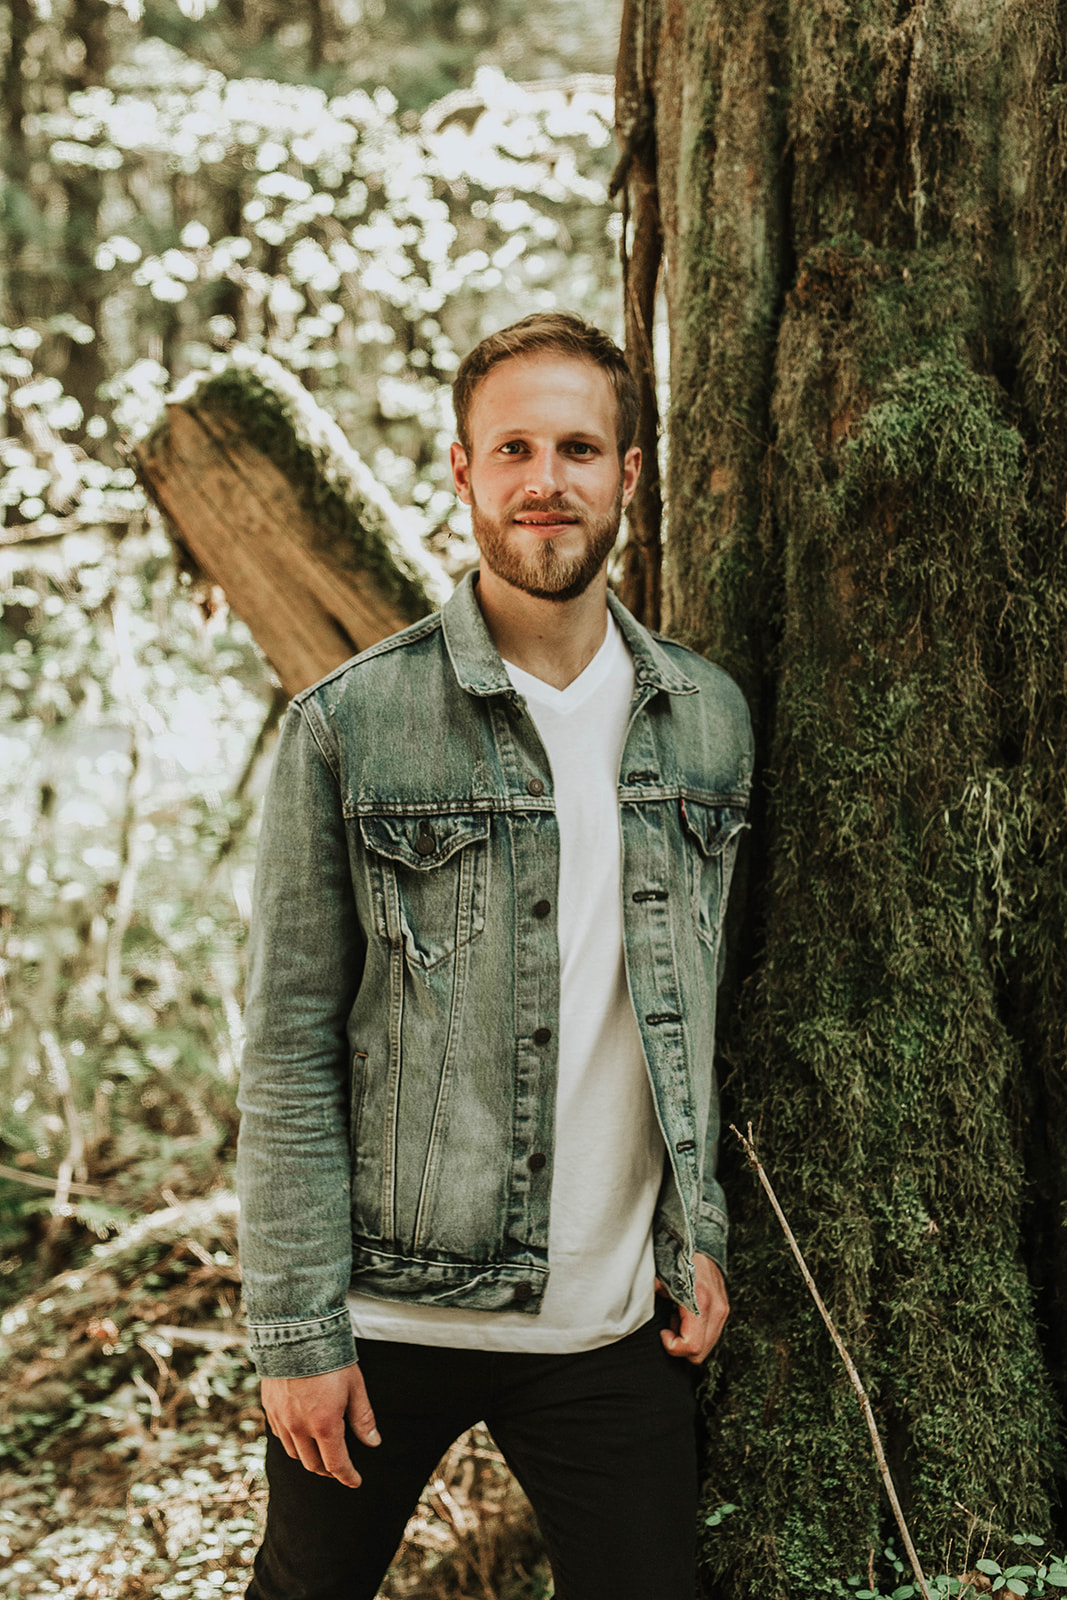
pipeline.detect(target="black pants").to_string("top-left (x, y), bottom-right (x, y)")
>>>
top-left (245, 1308), bottom-right (698, 1600)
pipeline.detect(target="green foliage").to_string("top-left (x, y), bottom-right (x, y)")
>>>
top-left (834, 1536), bottom-right (1067, 1600)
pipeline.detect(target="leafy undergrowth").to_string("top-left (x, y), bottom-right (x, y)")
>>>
top-left (0, 1193), bottom-right (553, 1600)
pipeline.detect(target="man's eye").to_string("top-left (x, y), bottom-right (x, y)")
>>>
top-left (500, 441), bottom-right (526, 455)
top-left (567, 442), bottom-right (595, 456)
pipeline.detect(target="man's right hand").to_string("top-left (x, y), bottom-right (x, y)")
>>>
top-left (261, 1362), bottom-right (380, 1488)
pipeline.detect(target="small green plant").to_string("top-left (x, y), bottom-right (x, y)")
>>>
top-left (839, 1537), bottom-right (1067, 1600)
top-left (705, 1502), bottom-right (739, 1529)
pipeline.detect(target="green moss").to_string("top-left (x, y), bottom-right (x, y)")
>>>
top-left (692, 230), bottom-right (1063, 1590)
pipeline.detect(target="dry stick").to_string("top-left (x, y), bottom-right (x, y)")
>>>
top-left (40, 1028), bottom-right (86, 1216)
top-left (0, 1162), bottom-right (100, 1197)
top-left (731, 1123), bottom-right (933, 1600)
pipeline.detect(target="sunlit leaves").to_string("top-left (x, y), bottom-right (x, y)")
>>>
top-left (35, 37), bottom-right (616, 407)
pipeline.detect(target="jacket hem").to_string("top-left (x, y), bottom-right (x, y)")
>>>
top-left (349, 1242), bottom-right (549, 1311)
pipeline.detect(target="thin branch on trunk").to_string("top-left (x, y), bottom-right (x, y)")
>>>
top-left (731, 1123), bottom-right (933, 1600)
top-left (104, 729), bottom-right (143, 1018)
top-left (103, 593), bottom-right (164, 1018)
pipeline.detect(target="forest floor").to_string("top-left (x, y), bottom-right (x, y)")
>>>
top-left (0, 1190), bottom-right (553, 1600)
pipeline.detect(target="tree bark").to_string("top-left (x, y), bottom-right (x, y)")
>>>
top-left (614, 0), bottom-right (664, 627)
top-left (619, 0), bottom-right (1067, 1591)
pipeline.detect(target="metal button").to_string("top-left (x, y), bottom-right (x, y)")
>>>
top-left (513, 1282), bottom-right (534, 1303)
top-left (414, 824), bottom-right (436, 856)
top-left (526, 777), bottom-right (545, 796)
top-left (528, 1152), bottom-right (547, 1171)
top-left (532, 1027), bottom-right (552, 1046)
top-left (533, 899), bottom-right (551, 918)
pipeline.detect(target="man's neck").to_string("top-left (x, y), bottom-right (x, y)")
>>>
top-left (475, 566), bottom-right (610, 691)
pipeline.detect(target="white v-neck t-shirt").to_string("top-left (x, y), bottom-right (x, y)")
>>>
top-left (347, 616), bottom-right (665, 1351)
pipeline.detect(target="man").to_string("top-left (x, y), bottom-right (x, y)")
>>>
top-left (237, 312), bottom-right (753, 1600)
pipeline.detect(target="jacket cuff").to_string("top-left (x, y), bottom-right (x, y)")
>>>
top-left (246, 1308), bottom-right (357, 1379)
top-left (695, 1209), bottom-right (728, 1280)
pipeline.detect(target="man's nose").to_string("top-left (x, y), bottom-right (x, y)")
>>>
top-left (523, 447), bottom-right (564, 499)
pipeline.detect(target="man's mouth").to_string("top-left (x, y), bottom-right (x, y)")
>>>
top-left (513, 507), bottom-right (581, 533)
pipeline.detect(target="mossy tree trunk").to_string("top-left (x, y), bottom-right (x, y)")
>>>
top-left (618, 0), bottom-right (1067, 1592)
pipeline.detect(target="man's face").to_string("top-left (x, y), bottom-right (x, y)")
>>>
top-left (450, 354), bottom-right (641, 603)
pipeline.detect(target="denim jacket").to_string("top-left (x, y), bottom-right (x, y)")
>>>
top-left (237, 572), bottom-right (753, 1378)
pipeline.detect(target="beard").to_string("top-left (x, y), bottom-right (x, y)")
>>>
top-left (470, 486), bottom-right (623, 603)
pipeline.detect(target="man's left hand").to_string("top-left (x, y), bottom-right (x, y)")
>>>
top-left (657, 1253), bottom-right (729, 1365)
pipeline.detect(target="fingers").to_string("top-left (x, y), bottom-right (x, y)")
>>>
top-left (314, 1411), bottom-right (363, 1489)
top-left (345, 1365), bottom-right (381, 1449)
top-left (261, 1365), bottom-right (377, 1489)
top-left (661, 1305), bottom-right (721, 1364)
top-left (271, 1397), bottom-right (362, 1487)
top-left (660, 1258), bottom-right (731, 1364)
top-left (660, 1306), bottom-right (707, 1364)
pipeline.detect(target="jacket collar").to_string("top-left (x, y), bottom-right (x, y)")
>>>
top-left (441, 569), bottom-right (698, 698)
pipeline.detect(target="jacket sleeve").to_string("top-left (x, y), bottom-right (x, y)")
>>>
top-left (694, 685), bottom-right (754, 1278)
top-left (236, 698), bottom-right (366, 1378)
top-left (695, 1145), bottom-right (730, 1274)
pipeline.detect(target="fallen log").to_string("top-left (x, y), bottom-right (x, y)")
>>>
top-left (134, 352), bottom-right (451, 696)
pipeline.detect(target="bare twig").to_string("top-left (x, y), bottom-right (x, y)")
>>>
top-left (0, 1162), bottom-right (101, 1197)
top-left (40, 1029), bottom-right (86, 1217)
top-left (146, 1324), bottom-right (247, 1350)
top-left (731, 1122), bottom-right (933, 1600)
top-left (195, 683), bottom-right (286, 906)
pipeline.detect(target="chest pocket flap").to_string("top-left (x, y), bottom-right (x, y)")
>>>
top-left (357, 810), bottom-right (490, 970)
top-left (679, 798), bottom-right (747, 949)
top-left (358, 810), bottom-right (490, 869)
top-left (679, 798), bottom-right (748, 858)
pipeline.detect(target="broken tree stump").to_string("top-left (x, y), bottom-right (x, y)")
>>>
top-left (134, 352), bottom-right (451, 696)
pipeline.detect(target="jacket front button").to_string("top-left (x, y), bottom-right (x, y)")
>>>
top-left (528, 1152), bottom-right (547, 1171)
top-left (513, 1282), bottom-right (534, 1303)
top-left (526, 777), bottom-right (545, 796)
top-left (533, 899), bottom-right (551, 918)
top-left (532, 1027), bottom-right (551, 1046)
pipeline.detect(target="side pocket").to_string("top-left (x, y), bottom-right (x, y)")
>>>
top-left (350, 1050), bottom-right (368, 1164)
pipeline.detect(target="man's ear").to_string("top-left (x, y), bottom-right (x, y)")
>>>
top-left (450, 441), bottom-right (472, 505)
top-left (621, 444), bottom-right (642, 509)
